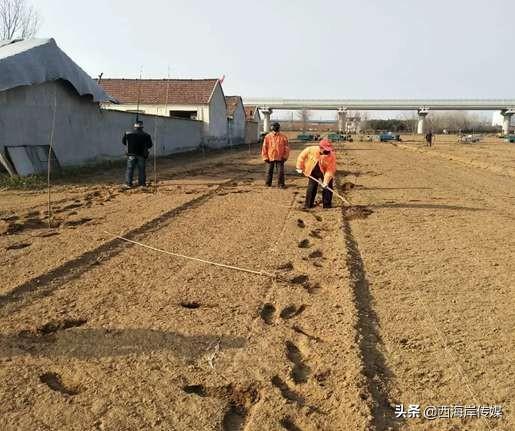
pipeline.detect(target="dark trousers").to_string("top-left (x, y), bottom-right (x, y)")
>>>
top-left (126, 155), bottom-right (146, 186)
top-left (305, 163), bottom-right (333, 208)
top-left (265, 160), bottom-right (285, 187)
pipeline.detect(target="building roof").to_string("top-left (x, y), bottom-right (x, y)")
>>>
top-left (225, 95), bottom-right (243, 117)
top-left (100, 78), bottom-right (220, 105)
top-left (244, 105), bottom-right (260, 121)
top-left (0, 38), bottom-right (114, 103)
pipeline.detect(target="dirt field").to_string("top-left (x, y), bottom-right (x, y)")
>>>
top-left (0, 138), bottom-right (513, 430)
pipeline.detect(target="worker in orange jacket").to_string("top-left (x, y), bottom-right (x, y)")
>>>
top-left (296, 138), bottom-right (337, 208)
top-left (261, 122), bottom-right (290, 188)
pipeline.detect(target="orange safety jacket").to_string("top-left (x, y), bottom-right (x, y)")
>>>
top-left (261, 132), bottom-right (290, 161)
top-left (296, 146), bottom-right (337, 184)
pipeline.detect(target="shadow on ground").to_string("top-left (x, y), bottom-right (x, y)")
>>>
top-left (2, 328), bottom-right (246, 361)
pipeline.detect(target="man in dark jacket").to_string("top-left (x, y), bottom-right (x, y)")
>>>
top-left (122, 120), bottom-right (153, 187)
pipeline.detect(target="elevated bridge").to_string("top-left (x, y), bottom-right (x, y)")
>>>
top-left (242, 98), bottom-right (515, 134)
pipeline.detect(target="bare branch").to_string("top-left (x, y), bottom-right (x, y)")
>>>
top-left (0, 0), bottom-right (40, 40)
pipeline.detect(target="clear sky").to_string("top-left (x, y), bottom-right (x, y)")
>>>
top-left (37, 0), bottom-right (514, 100)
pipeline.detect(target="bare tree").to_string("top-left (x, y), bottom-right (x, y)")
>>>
top-left (296, 109), bottom-right (311, 132)
top-left (0, 0), bottom-right (40, 40)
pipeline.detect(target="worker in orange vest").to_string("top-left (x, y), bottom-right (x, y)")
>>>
top-left (296, 138), bottom-right (337, 208)
top-left (261, 122), bottom-right (290, 188)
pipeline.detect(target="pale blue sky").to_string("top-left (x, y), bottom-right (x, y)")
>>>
top-left (37, 0), bottom-right (514, 101)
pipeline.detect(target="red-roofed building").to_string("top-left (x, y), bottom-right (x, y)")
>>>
top-left (100, 78), bottom-right (229, 147)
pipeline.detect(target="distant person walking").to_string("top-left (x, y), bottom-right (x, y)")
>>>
top-left (123, 120), bottom-right (153, 187)
top-left (296, 138), bottom-right (337, 209)
top-left (425, 130), bottom-right (434, 147)
top-left (261, 122), bottom-right (290, 188)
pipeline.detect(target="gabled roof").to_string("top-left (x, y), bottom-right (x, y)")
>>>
top-left (100, 78), bottom-right (220, 105)
top-left (225, 95), bottom-right (243, 117)
top-left (0, 38), bottom-right (114, 102)
top-left (244, 105), bottom-right (260, 121)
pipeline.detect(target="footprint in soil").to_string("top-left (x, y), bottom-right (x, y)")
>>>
top-left (271, 375), bottom-right (304, 405)
top-left (309, 229), bottom-right (322, 239)
top-left (39, 372), bottom-right (79, 396)
top-left (280, 417), bottom-right (303, 431)
top-left (296, 219), bottom-right (305, 228)
top-left (182, 384), bottom-right (207, 397)
top-left (180, 301), bottom-right (201, 309)
top-left (222, 386), bottom-right (260, 431)
top-left (285, 341), bottom-right (311, 384)
top-left (182, 382), bottom-right (259, 431)
top-left (298, 239), bottom-right (310, 249)
top-left (6, 242), bottom-right (31, 250)
top-left (290, 274), bottom-right (309, 285)
top-left (276, 261), bottom-right (294, 272)
top-left (260, 303), bottom-right (275, 324)
top-left (280, 305), bottom-right (306, 320)
top-left (308, 250), bottom-right (323, 259)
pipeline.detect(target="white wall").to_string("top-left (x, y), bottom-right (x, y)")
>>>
top-left (229, 101), bottom-right (246, 145)
top-left (0, 81), bottom-right (204, 170)
top-left (104, 103), bottom-right (209, 122)
top-left (206, 83), bottom-right (228, 148)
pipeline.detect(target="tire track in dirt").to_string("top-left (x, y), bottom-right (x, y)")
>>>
top-left (0, 174), bottom-right (248, 316)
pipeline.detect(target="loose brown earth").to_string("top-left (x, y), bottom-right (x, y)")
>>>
top-left (0, 138), bottom-right (513, 430)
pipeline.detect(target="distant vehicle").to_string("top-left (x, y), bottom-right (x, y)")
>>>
top-left (297, 133), bottom-right (315, 141)
top-left (459, 134), bottom-right (481, 143)
top-left (327, 132), bottom-right (353, 142)
top-left (506, 134), bottom-right (515, 143)
top-left (378, 132), bottom-right (401, 142)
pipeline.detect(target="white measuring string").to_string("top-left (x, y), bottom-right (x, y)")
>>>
top-left (105, 231), bottom-right (275, 278)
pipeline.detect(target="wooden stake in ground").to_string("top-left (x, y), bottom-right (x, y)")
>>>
top-left (47, 83), bottom-right (58, 228)
top-left (153, 109), bottom-right (158, 190)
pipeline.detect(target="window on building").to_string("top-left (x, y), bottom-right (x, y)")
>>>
top-left (169, 110), bottom-right (197, 120)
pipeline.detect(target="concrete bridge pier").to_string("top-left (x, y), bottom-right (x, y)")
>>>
top-left (261, 107), bottom-right (272, 133)
top-left (337, 108), bottom-right (347, 133)
top-left (417, 108), bottom-right (430, 134)
top-left (501, 110), bottom-right (514, 136)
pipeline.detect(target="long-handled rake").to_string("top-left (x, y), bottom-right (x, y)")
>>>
top-left (307, 174), bottom-right (352, 206)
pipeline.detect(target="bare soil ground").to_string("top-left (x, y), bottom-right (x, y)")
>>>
top-left (0, 139), bottom-right (513, 430)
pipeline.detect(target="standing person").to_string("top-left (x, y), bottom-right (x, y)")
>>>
top-left (122, 120), bottom-right (153, 187)
top-left (425, 130), bottom-right (434, 147)
top-left (296, 138), bottom-right (337, 209)
top-left (261, 122), bottom-right (290, 188)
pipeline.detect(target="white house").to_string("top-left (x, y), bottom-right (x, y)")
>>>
top-left (225, 96), bottom-right (246, 146)
top-left (101, 78), bottom-right (228, 148)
